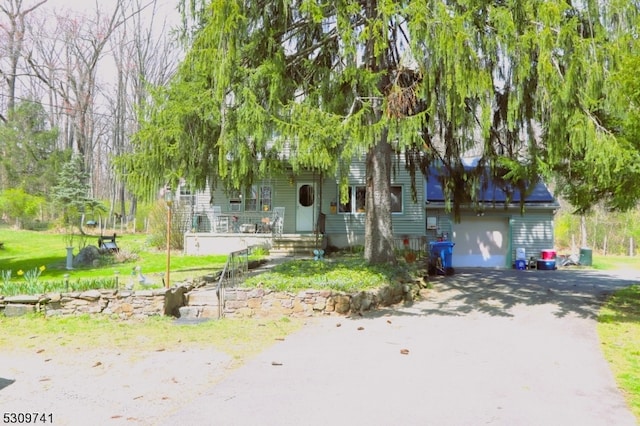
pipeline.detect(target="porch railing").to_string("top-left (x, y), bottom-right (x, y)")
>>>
top-left (193, 207), bottom-right (284, 236)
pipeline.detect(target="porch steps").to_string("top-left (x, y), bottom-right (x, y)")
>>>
top-left (271, 234), bottom-right (325, 256)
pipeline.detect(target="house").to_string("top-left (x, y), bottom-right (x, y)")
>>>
top-left (180, 155), bottom-right (426, 256)
top-left (180, 158), bottom-right (558, 268)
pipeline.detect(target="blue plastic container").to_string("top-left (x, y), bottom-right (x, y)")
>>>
top-left (537, 259), bottom-right (557, 270)
top-left (429, 241), bottom-right (455, 270)
top-left (515, 259), bottom-right (527, 270)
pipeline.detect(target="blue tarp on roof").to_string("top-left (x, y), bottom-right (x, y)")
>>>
top-left (425, 166), bottom-right (556, 204)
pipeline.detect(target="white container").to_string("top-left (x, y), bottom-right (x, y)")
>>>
top-left (516, 247), bottom-right (526, 260)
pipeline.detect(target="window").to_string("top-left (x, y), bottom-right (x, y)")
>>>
top-left (245, 184), bottom-right (272, 211)
top-left (298, 184), bottom-right (314, 207)
top-left (178, 186), bottom-right (195, 206)
top-left (229, 190), bottom-right (242, 211)
top-left (391, 186), bottom-right (403, 213)
top-left (339, 185), bottom-right (365, 213)
top-left (339, 185), bottom-right (403, 214)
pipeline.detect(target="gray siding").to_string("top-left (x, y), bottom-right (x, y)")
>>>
top-left (424, 209), bottom-right (453, 242)
top-left (276, 176), bottom-right (300, 234)
top-left (431, 208), bottom-right (556, 265)
top-left (189, 178), bottom-right (297, 233)
top-left (511, 212), bottom-right (555, 261)
top-left (322, 157), bottom-right (426, 248)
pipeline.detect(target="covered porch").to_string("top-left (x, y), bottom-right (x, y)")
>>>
top-left (190, 207), bottom-right (284, 236)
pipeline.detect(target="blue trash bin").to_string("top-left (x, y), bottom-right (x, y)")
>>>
top-left (429, 241), bottom-right (455, 275)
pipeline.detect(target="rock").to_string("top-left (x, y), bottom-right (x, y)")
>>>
top-left (114, 303), bottom-right (134, 315)
top-left (332, 295), bottom-right (351, 314)
top-left (351, 292), bottom-right (375, 313)
top-left (5, 295), bottom-right (40, 304)
top-left (45, 293), bottom-right (62, 303)
top-left (79, 290), bottom-right (102, 301)
top-left (3, 304), bottom-right (35, 317)
top-left (73, 245), bottom-right (101, 267)
top-left (247, 288), bottom-right (265, 298)
top-left (164, 286), bottom-right (188, 317)
top-left (178, 306), bottom-right (200, 319)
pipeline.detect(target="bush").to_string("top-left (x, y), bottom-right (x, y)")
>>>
top-left (243, 255), bottom-right (418, 293)
top-left (146, 201), bottom-right (186, 250)
top-left (0, 188), bottom-right (45, 229)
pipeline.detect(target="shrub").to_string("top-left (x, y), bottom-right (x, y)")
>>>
top-left (243, 255), bottom-right (418, 293)
top-left (146, 201), bottom-right (186, 250)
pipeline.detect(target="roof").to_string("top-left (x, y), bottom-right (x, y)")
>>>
top-left (425, 166), bottom-right (557, 205)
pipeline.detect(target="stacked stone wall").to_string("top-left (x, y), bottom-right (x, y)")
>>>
top-left (0, 289), bottom-right (167, 319)
top-left (213, 280), bottom-right (422, 319)
top-left (1, 279), bottom-right (425, 319)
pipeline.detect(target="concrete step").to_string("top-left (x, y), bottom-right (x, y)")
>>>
top-left (272, 235), bottom-right (325, 255)
top-left (186, 289), bottom-right (219, 306)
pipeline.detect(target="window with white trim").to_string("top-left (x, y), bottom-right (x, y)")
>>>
top-left (245, 184), bottom-right (272, 212)
top-left (339, 185), bottom-right (403, 214)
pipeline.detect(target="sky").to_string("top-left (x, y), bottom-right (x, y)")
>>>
top-left (41, 0), bottom-right (182, 31)
top-left (43, 0), bottom-right (180, 21)
top-left (14, 0), bottom-right (184, 113)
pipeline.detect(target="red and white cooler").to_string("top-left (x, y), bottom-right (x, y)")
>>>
top-left (541, 249), bottom-right (557, 260)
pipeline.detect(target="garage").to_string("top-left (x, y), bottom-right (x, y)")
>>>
top-left (452, 216), bottom-right (509, 268)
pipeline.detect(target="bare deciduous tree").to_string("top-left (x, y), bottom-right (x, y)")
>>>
top-left (106, 0), bottom-right (180, 220)
top-left (0, 0), bottom-right (46, 121)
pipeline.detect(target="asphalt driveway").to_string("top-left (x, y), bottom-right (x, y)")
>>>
top-left (162, 267), bottom-right (639, 426)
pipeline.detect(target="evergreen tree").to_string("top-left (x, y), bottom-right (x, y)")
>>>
top-left (0, 100), bottom-right (64, 195)
top-left (118, 0), bottom-right (640, 264)
top-left (52, 155), bottom-right (103, 230)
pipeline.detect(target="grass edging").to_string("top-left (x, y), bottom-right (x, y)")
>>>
top-left (597, 284), bottom-right (640, 420)
top-left (0, 313), bottom-right (303, 364)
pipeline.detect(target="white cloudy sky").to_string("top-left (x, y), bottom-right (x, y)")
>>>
top-left (42, 0), bottom-right (181, 28)
top-left (19, 0), bottom-right (184, 109)
top-left (44, 0), bottom-right (180, 18)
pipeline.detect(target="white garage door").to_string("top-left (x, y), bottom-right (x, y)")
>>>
top-left (452, 216), bottom-right (509, 268)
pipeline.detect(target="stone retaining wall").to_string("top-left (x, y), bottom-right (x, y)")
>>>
top-left (1, 280), bottom-right (425, 319)
top-left (182, 280), bottom-right (423, 319)
top-left (0, 289), bottom-right (167, 319)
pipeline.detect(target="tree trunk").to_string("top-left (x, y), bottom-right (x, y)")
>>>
top-left (364, 129), bottom-right (396, 265)
top-left (580, 214), bottom-right (588, 248)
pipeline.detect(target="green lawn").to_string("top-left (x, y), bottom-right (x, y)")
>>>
top-left (0, 228), bottom-right (228, 292)
top-left (598, 285), bottom-right (640, 421)
top-left (593, 255), bottom-right (640, 272)
top-left (595, 254), bottom-right (640, 421)
top-left (0, 228), bottom-right (301, 364)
